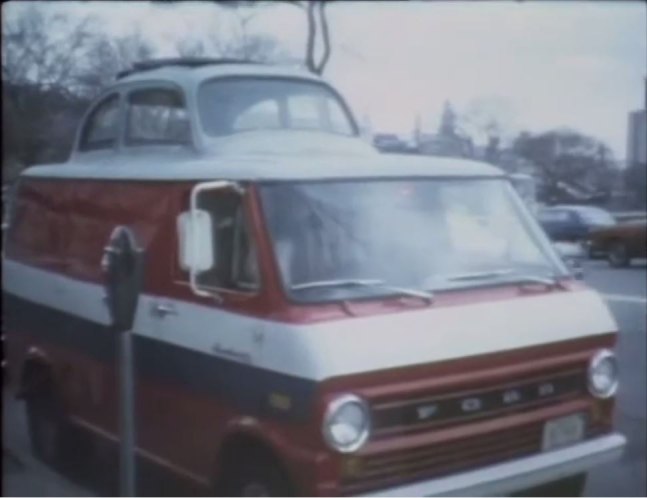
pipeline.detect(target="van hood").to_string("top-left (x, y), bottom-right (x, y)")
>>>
top-left (259, 289), bottom-right (617, 381)
top-left (203, 129), bottom-right (378, 158)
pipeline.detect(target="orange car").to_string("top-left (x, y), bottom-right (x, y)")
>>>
top-left (588, 218), bottom-right (647, 267)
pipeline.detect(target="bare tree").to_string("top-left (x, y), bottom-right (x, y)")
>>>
top-left (78, 29), bottom-right (156, 96)
top-left (176, 37), bottom-right (207, 58)
top-left (514, 129), bottom-right (616, 203)
top-left (458, 97), bottom-right (517, 145)
top-left (2, 5), bottom-right (96, 93)
top-left (218, 0), bottom-right (333, 74)
top-left (173, 9), bottom-right (291, 63)
top-left (2, 6), bottom-right (99, 171)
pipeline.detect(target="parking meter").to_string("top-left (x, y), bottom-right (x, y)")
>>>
top-left (102, 226), bottom-right (144, 497)
top-left (102, 226), bottom-right (145, 331)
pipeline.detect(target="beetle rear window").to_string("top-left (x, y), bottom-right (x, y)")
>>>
top-left (126, 88), bottom-right (190, 146)
top-left (198, 77), bottom-right (356, 137)
top-left (79, 94), bottom-right (120, 151)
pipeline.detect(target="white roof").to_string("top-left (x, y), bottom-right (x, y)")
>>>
top-left (116, 62), bottom-right (325, 92)
top-left (24, 151), bottom-right (503, 182)
top-left (24, 62), bottom-right (504, 183)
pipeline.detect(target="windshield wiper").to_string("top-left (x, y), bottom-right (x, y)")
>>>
top-left (445, 269), bottom-right (515, 282)
top-left (291, 279), bottom-right (434, 303)
top-left (504, 273), bottom-right (567, 289)
top-left (444, 270), bottom-right (564, 289)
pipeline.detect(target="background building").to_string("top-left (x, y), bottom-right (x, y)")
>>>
top-left (624, 79), bottom-right (647, 208)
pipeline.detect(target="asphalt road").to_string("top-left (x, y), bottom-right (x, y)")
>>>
top-left (582, 259), bottom-right (646, 497)
top-left (3, 260), bottom-right (646, 497)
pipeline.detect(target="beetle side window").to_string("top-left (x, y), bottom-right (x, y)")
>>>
top-left (126, 88), bottom-right (190, 146)
top-left (79, 94), bottom-right (120, 151)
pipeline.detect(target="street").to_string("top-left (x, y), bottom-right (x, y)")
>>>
top-left (3, 261), bottom-right (646, 497)
top-left (583, 260), bottom-right (647, 497)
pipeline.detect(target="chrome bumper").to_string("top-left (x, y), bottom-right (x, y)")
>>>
top-left (361, 433), bottom-right (626, 497)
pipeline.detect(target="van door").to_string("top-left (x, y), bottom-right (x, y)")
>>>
top-left (137, 186), bottom-right (264, 473)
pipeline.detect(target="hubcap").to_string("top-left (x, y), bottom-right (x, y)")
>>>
top-left (36, 412), bottom-right (58, 460)
top-left (241, 482), bottom-right (270, 497)
top-left (610, 244), bottom-right (626, 265)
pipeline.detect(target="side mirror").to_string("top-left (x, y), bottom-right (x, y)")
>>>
top-left (553, 241), bottom-right (585, 280)
top-left (180, 180), bottom-right (244, 298)
top-left (177, 209), bottom-right (214, 273)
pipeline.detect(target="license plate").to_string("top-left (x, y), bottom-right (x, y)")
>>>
top-left (542, 413), bottom-right (585, 451)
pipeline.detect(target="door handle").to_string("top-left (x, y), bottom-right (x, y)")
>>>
top-left (151, 302), bottom-right (178, 318)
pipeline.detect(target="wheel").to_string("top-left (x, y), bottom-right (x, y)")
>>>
top-left (515, 473), bottom-right (587, 497)
top-left (25, 391), bottom-right (64, 465)
top-left (551, 473), bottom-right (587, 496)
top-left (219, 448), bottom-right (292, 497)
top-left (608, 241), bottom-right (630, 267)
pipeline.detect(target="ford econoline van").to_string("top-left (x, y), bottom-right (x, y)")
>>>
top-left (2, 59), bottom-right (625, 496)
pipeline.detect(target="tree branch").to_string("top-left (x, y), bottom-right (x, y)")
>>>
top-left (315, 1), bottom-right (331, 74)
top-left (305, 1), bottom-right (317, 73)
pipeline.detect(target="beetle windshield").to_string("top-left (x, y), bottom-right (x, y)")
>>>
top-left (198, 77), bottom-right (356, 137)
top-left (260, 179), bottom-right (567, 302)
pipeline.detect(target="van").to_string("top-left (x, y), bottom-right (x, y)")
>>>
top-left (2, 58), bottom-right (625, 496)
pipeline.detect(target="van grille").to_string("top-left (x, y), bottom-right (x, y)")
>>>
top-left (340, 420), bottom-right (608, 495)
top-left (371, 368), bottom-right (586, 436)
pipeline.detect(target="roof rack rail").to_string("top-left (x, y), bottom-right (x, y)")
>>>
top-left (116, 57), bottom-right (265, 80)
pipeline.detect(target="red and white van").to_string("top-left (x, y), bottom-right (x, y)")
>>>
top-left (3, 59), bottom-right (625, 496)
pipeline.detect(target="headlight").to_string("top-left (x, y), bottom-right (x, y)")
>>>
top-left (322, 394), bottom-right (371, 453)
top-left (588, 349), bottom-right (618, 398)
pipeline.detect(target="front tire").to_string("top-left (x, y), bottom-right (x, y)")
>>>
top-left (25, 392), bottom-right (64, 465)
top-left (608, 241), bottom-right (630, 267)
top-left (515, 473), bottom-right (587, 497)
top-left (219, 448), bottom-right (292, 497)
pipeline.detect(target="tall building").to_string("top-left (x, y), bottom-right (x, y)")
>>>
top-left (624, 78), bottom-right (647, 207)
top-left (627, 109), bottom-right (646, 166)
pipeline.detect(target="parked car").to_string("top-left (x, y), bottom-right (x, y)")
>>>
top-left (588, 219), bottom-right (647, 267)
top-left (2, 58), bottom-right (625, 497)
top-left (373, 133), bottom-right (407, 153)
top-left (553, 241), bottom-right (586, 279)
top-left (537, 205), bottom-right (616, 243)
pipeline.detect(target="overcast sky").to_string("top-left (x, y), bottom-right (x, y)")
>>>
top-left (6, 1), bottom-right (647, 159)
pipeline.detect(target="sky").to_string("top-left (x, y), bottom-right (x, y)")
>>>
top-left (5, 0), bottom-right (647, 159)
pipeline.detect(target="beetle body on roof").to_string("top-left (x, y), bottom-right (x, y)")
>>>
top-left (22, 59), bottom-right (504, 182)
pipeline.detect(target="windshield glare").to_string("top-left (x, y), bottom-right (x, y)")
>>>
top-left (260, 179), bottom-right (564, 302)
top-left (198, 77), bottom-right (356, 137)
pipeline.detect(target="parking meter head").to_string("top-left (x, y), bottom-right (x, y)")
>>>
top-left (103, 226), bottom-right (145, 331)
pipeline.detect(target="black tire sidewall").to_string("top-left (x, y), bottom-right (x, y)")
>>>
top-left (25, 393), bottom-right (63, 465)
top-left (608, 242), bottom-right (629, 267)
top-left (220, 451), bottom-right (291, 497)
top-left (514, 472), bottom-right (587, 497)
top-left (548, 473), bottom-right (587, 497)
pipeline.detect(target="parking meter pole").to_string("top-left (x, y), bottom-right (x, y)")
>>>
top-left (119, 329), bottom-right (136, 497)
top-left (102, 226), bottom-right (144, 498)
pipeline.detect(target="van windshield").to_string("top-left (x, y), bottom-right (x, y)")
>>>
top-left (260, 179), bottom-right (566, 302)
top-left (198, 77), bottom-right (356, 137)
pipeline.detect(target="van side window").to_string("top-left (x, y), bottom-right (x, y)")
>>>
top-left (79, 94), bottom-right (120, 151)
top-left (192, 190), bottom-right (259, 292)
top-left (126, 88), bottom-right (190, 146)
top-left (231, 208), bottom-right (260, 290)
